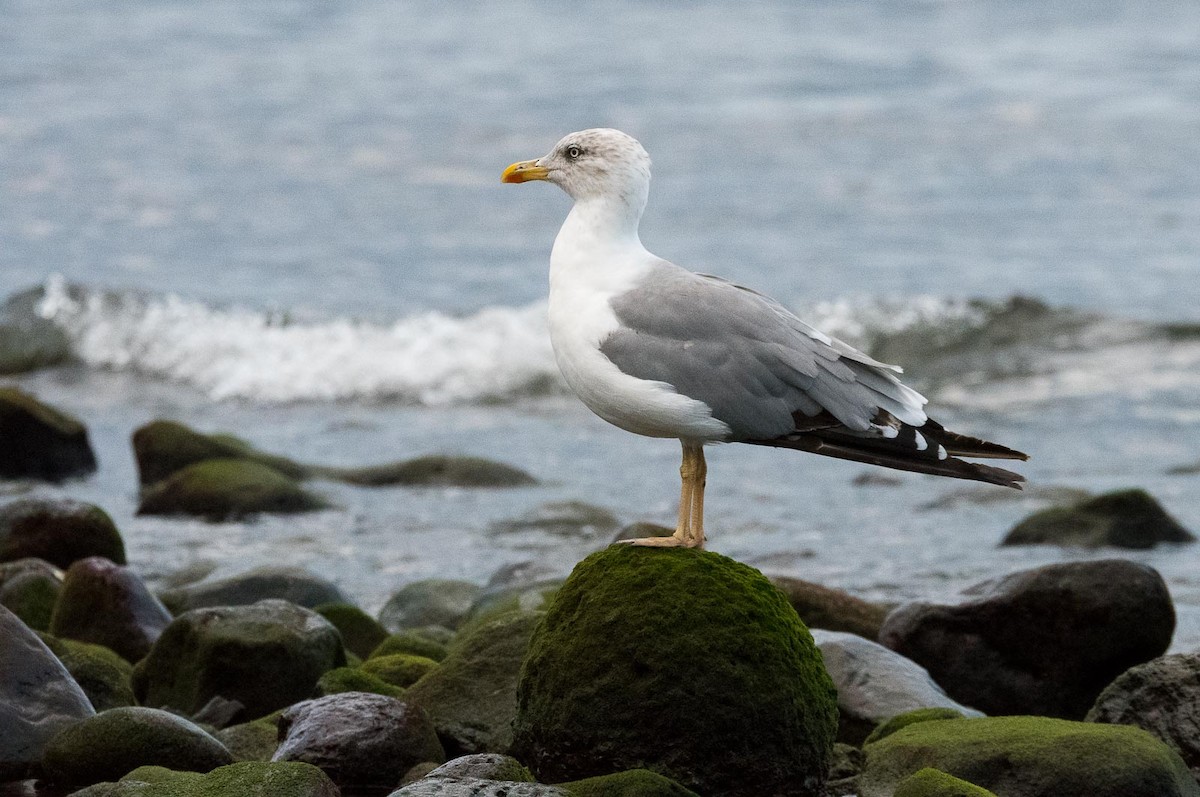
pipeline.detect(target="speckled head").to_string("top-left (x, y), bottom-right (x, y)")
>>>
top-left (502, 128), bottom-right (652, 209)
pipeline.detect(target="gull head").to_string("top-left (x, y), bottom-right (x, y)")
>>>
top-left (502, 128), bottom-right (652, 208)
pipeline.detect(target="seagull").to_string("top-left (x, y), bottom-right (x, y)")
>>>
top-left (502, 128), bottom-right (1027, 549)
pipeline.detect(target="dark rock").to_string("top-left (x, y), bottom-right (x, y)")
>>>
top-left (489, 500), bottom-right (620, 539)
top-left (0, 388), bottom-right (96, 482)
top-left (425, 754), bottom-right (533, 782)
top-left (0, 499), bottom-right (124, 569)
top-left (370, 631), bottom-right (449, 663)
top-left (858, 716), bottom-right (1199, 797)
top-left (1003, 488), bottom-right (1194, 548)
top-left (0, 605), bottom-right (94, 779)
top-left (315, 666), bottom-right (406, 699)
top-left (864, 707), bottom-right (972, 745)
top-left (893, 768), bottom-right (996, 797)
top-left (811, 630), bottom-right (982, 745)
top-left (558, 769), bottom-right (702, 796)
top-left (159, 566), bottom-right (349, 615)
top-left (214, 716), bottom-right (281, 762)
top-left (389, 779), bottom-right (568, 796)
top-left (49, 557), bottom-right (172, 662)
top-left (132, 599), bottom-right (345, 722)
top-left (879, 559), bottom-right (1174, 718)
top-left (510, 546), bottom-right (838, 797)
top-left (361, 654), bottom-right (439, 688)
top-left (136, 459), bottom-right (329, 521)
top-left (0, 557), bottom-right (62, 631)
top-left (323, 455), bottom-right (537, 487)
top-left (0, 286), bottom-right (71, 374)
top-left (41, 706), bottom-right (233, 789)
top-left (273, 692), bottom-right (444, 793)
top-left (405, 611), bottom-right (542, 756)
top-left (72, 760), bottom-right (340, 796)
top-left (39, 633), bottom-right (136, 711)
top-left (1087, 653), bottom-right (1200, 781)
top-left (132, 420), bottom-right (309, 489)
top-left (378, 579), bottom-right (481, 633)
top-left (313, 602), bottom-right (388, 659)
top-left (771, 577), bottom-right (891, 639)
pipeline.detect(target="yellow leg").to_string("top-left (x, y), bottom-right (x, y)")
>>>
top-left (617, 441), bottom-right (706, 549)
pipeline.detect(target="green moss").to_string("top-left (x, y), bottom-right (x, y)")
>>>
top-left (865, 708), bottom-right (967, 745)
top-left (320, 454), bottom-right (537, 487)
top-left (110, 761), bottom-right (339, 796)
top-left (136, 459), bottom-right (330, 521)
top-left (861, 716), bottom-right (1199, 797)
top-left (314, 666), bottom-right (405, 698)
top-left (213, 717), bottom-right (280, 762)
top-left (368, 631), bottom-right (449, 662)
top-left (313, 602), bottom-right (388, 659)
top-left (510, 546), bottom-right (838, 797)
top-left (39, 633), bottom-right (135, 711)
top-left (359, 653), bottom-right (438, 688)
top-left (562, 768), bottom-right (701, 796)
top-left (133, 420), bottom-right (310, 488)
top-left (0, 387), bottom-right (86, 435)
top-left (893, 768), bottom-right (997, 797)
top-left (1, 569), bottom-right (60, 630)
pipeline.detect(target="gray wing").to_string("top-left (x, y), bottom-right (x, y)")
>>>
top-left (600, 262), bottom-right (927, 441)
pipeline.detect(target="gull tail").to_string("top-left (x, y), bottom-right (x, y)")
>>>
top-left (749, 415), bottom-right (1028, 489)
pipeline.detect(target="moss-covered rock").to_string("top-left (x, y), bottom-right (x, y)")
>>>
top-left (314, 666), bottom-right (406, 699)
top-left (361, 653), bottom-right (439, 688)
top-left (406, 610), bottom-right (543, 756)
top-left (41, 706), bottom-right (234, 789)
top-left (159, 566), bottom-right (349, 615)
top-left (771, 576), bottom-right (890, 639)
top-left (893, 768), bottom-right (997, 797)
top-left (322, 455), bottom-right (537, 487)
top-left (213, 717), bottom-right (281, 762)
top-left (132, 420), bottom-right (309, 488)
top-left (378, 579), bottom-right (482, 633)
top-left (70, 761), bottom-right (340, 796)
top-left (136, 459), bottom-right (329, 521)
top-left (132, 599), bottom-right (345, 722)
top-left (0, 557), bottom-right (62, 631)
top-left (510, 546), bottom-right (838, 797)
top-left (50, 557), bottom-right (172, 662)
top-left (39, 633), bottom-right (136, 711)
top-left (463, 580), bottom-right (562, 631)
top-left (1003, 489), bottom-right (1195, 548)
top-left (369, 631), bottom-right (450, 663)
top-left (313, 602), bottom-right (388, 659)
top-left (864, 708), bottom-right (969, 745)
top-left (560, 769), bottom-right (701, 796)
top-left (0, 499), bottom-right (124, 568)
top-left (859, 716), bottom-right (1200, 797)
top-left (0, 388), bottom-right (96, 482)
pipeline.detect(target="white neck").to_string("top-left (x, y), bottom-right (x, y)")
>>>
top-left (550, 196), bottom-right (651, 290)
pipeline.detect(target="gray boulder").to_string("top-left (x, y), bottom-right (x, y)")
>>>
top-left (378, 579), bottom-right (482, 633)
top-left (159, 565), bottom-right (349, 614)
top-left (425, 754), bottom-right (533, 781)
top-left (50, 557), bottom-right (172, 662)
top-left (1003, 489), bottom-right (1194, 548)
top-left (880, 559), bottom-right (1174, 718)
top-left (0, 286), bottom-right (71, 374)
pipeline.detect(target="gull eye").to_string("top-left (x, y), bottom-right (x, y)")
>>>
top-left (565, 145), bottom-right (583, 160)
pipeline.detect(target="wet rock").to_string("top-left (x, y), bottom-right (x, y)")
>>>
top-left (811, 630), bottom-right (983, 745)
top-left (425, 754), bottom-right (532, 781)
top-left (370, 631), bottom-right (450, 663)
top-left (1087, 653), bottom-right (1200, 780)
top-left (0, 499), bottom-right (125, 569)
top-left (464, 579), bottom-right (561, 628)
top-left (136, 459), bottom-right (329, 521)
top-left (159, 565), bottom-right (350, 614)
top-left (406, 610), bottom-right (542, 756)
top-left (389, 778), bottom-right (568, 796)
top-left (324, 454), bottom-right (537, 487)
top-left (41, 706), bottom-right (233, 789)
top-left (510, 546), bottom-right (838, 797)
top-left (827, 743), bottom-right (866, 795)
top-left (313, 602), bottom-right (388, 659)
top-left (0, 286), bottom-right (71, 374)
top-left (858, 716), bottom-right (1199, 797)
top-left (0, 605), bottom-right (94, 779)
top-left (772, 577), bottom-right (891, 639)
top-left (378, 579), bottom-right (481, 633)
top-left (490, 500), bottom-right (620, 539)
top-left (314, 666), bottom-right (405, 699)
top-left (0, 557), bottom-right (62, 631)
top-left (361, 653), bottom-right (440, 688)
top-left (0, 388), bottom-right (96, 482)
top-left (132, 599), bottom-right (345, 722)
top-left (39, 634), bottom-right (136, 711)
top-left (214, 716), bottom-right (281, 762)
top-left (49, 557), bottom-right (172, 662)
top-left (71, 761), bottom-right (340, 796)
top-left (132, 420), bottom-right (308, 489)
top-left (893, 768), bottom-right (997, 797)
top-left (879, 559), bottom-right (1174, 718)
top-left (273, 692), bottom-right (444, 793)
top-left (1002, 488), bottom-right (1194, 548)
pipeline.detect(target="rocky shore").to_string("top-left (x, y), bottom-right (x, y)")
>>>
top-left (3, 387), bottom-right (1200, 796)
